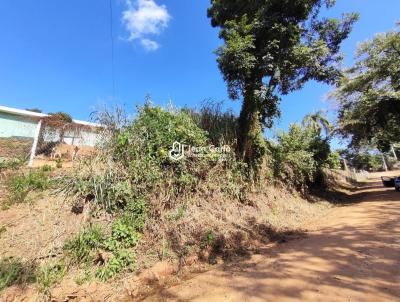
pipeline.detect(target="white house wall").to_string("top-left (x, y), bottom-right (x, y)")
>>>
top-left (0, 111), bottom-right (38, 139)
top-left (41, 127), bottom-right (99, 147)
top-left (0, 112), bottom-right (99, 147)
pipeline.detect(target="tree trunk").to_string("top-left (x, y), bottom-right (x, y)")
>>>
top-left (237, 80), bottom-right (265, 169)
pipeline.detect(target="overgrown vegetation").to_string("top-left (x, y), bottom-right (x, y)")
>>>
top-left (0, 158), bottom-right (26, 173)
top-left (185, 100), bottom-right (238, 146)
top-left (271, 115), bottom-right (332, 191)
top-left (50, 101), bottom-right (339, 285)
top-left (58, 104), bottom-right (245, 280)
top-left (64, 214), bottom-right (141, 281)
top-left (4, 168), bottom-right (50, 206)
top-left (1, 4), bottom-right (399, 300)
top-left (338, 149), bottom-right (385, 172)
top-left (0, 258), bottom-right (36, 291)
top-left (0, 94), bottom-right (350, 295)
top-left (36, 261), bottom-right (66, 293)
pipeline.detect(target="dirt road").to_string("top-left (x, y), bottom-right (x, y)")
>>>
top-left (143, 172), bottom-right (400, 302)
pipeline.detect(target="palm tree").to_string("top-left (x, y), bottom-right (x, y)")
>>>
top-left (302, 110), bottom-right (333, 138)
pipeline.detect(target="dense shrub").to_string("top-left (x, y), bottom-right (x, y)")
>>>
top-left (339, 149), bottom-right (383, 171)
top-left (325, 151), bottom-right (342, 169)
top-left (185, 100), bottom-right (238, 146)
top-left (271, 123), bottom-right (332, 190)
top-left (60, 104), bottom-right (245, 279)
top-left (61, 105), bottom-right (230, 212)
top-left (61, 104), bottom-right (338, 282)
top-left (64, 225), bottom-right (104, 265)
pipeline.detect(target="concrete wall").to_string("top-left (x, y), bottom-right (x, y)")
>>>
top-left (43, 128), bottom-right (99, 147)
top-left (0, 111), bottom-right (39, 139)
top-left (63, 130), bottom-right (99, 147)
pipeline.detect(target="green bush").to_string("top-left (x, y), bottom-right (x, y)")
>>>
top-left (0, 258), bottom-right (36, 291)
top-left (95, 249), bottom-right (135, 281)
top-left (123, 198), bottom-right (147, 232)
top-left (64, 226), bottom-right (104, 264)
top-left (62, 105), bottom-right (212, 212)
top-left (65, 219), bottom-right (140, 281)
top-left (271, 123), bottom-right (331, 190)
top-left (326, 151), bottom-right (341, 169)
top-left (36, 261), bottom-right (66, 292)
top-left (0, 158), bottom-right (26, 173)
top-left (6, 170), bottom-right (50, 204)
top-left (56, 158), bottom-right (63, 169)
top-left (104, 219), bottom-right (141, 251)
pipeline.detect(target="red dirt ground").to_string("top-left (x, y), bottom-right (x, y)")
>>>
top-left (141, 171), bottom-right (400, 302)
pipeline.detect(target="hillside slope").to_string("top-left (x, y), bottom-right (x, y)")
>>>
top-left (141, 171), bottom-right (400, 302)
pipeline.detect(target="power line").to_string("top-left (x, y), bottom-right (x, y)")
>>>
top-left (109, 0), bottom-right (116, 97)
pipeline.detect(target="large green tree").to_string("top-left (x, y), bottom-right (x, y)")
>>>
top-left (335, 24), bottom-right (400, 152)
top-left (207, 0), bottom-right (357, 169)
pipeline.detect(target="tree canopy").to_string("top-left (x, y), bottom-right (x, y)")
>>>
top-left (207, 0), bottom-right (357, 169)
top-left (335, 24), bottom-right (400, 152)
top-left (302, 110), bottom-right (333, 138)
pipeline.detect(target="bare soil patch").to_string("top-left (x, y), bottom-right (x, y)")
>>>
top-left (0, 193), bottom-right (86, 262)
top-left (140, 171), bottom-right (400, 302)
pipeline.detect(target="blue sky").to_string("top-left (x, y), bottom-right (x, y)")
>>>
top-left (0, 0), bottom-right (399, 144)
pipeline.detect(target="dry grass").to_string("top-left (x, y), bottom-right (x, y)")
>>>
top-left (0, 138), bottom-right (32, 160)
top-left (0, 177), bottom-right (332, 301)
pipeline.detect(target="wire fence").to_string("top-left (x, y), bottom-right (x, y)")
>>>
top-left (32, 121), bottom-right (98, 166)
top-left (0, 116), bottom-right (100, 167)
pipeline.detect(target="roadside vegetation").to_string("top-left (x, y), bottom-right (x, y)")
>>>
top-left (0, 101), bottom-right (339, 299)
top-left (52, 102), bottom-right (336, 284)
top-left (1, 165), bottom-right (52, 209)
top-left (1, 1), bottom-right (399, 301)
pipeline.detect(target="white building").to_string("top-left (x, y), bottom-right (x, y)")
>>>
top-left (0, 105), bottom-right (101, 165)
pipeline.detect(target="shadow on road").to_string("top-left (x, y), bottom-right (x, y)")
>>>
top-left (140, 174), bottom-right (400, 302)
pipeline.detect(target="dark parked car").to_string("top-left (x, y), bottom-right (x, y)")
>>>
top-left (395, 176), bottom-right (400, 191)
top-left (381, 176), bottom-right (395, 187)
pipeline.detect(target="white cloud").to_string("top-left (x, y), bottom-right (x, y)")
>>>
top-left (140, 38), bottom-right (159, 50)
top-left (122, 0), bottom-right (170, 50)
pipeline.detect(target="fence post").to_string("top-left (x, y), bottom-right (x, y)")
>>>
top-left (28, 119), bottom-right (42, 167)
top-left (343, 159), bottom-right (349, 171)
top-left (381, 154), bottom-right (388, 172)
top-left (391, 145), bottom-right (398, 161)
